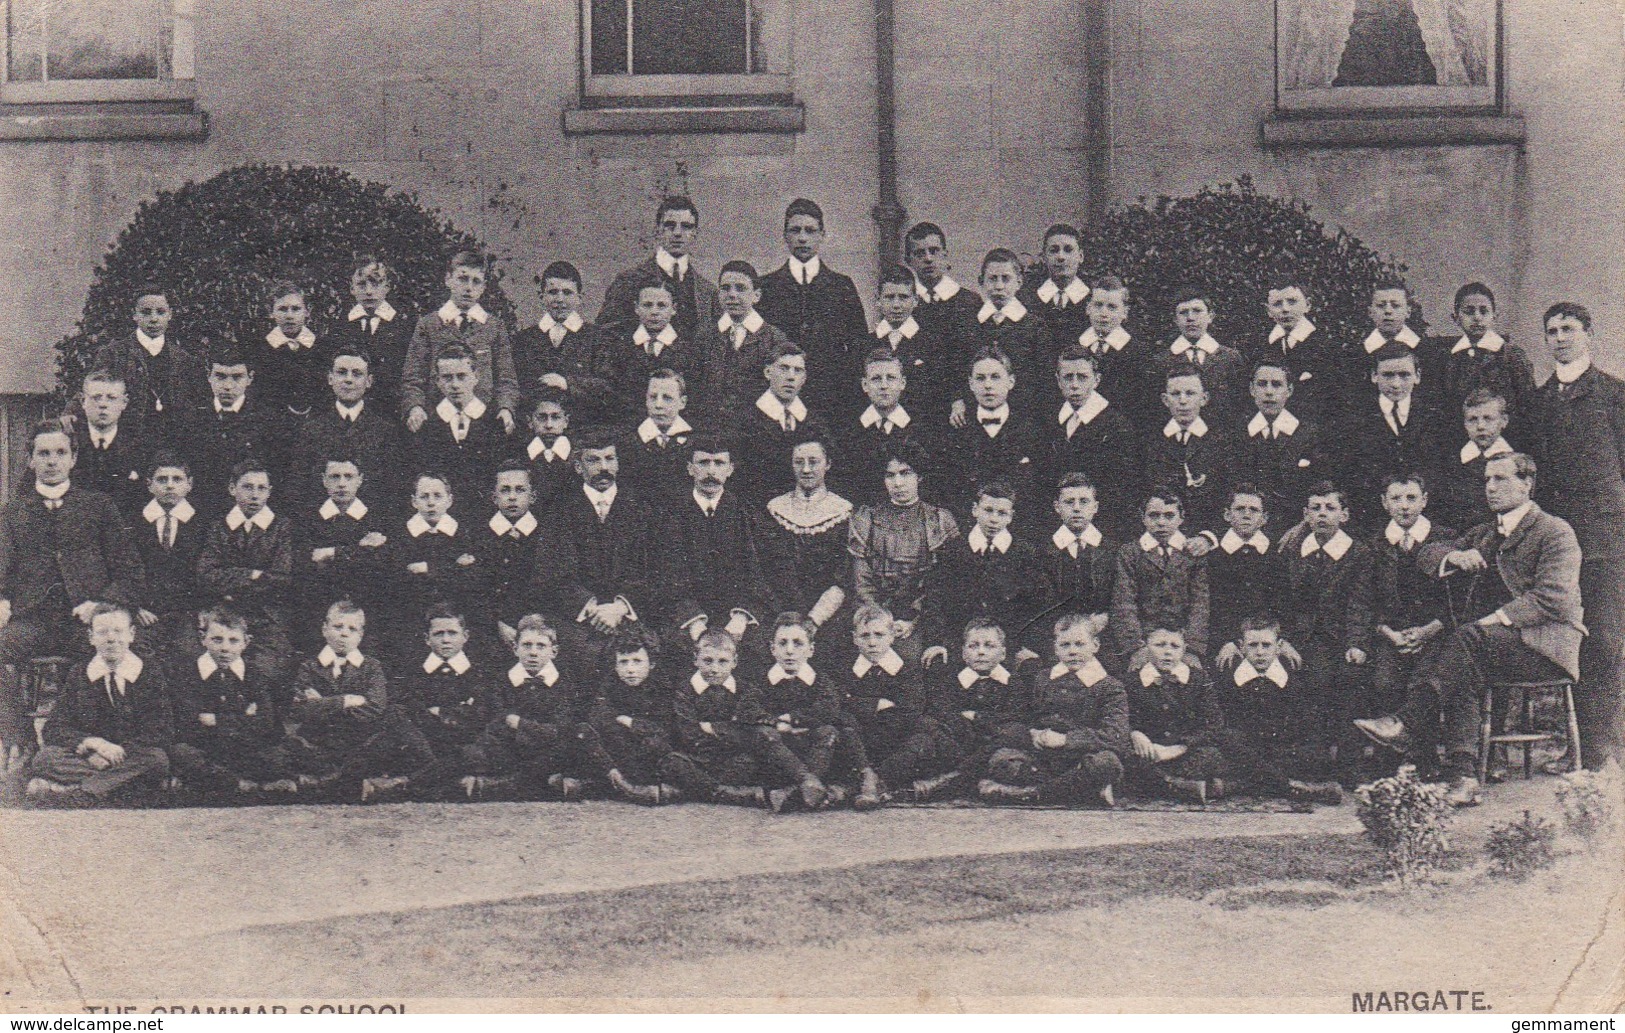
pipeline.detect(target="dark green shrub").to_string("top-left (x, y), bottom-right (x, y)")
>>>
top-left (1069, 176), bottom-right (1420, 350)
top-left (52, 164), bottom-right (513, 398)
top-left (1486, 809), bottom-right (1559, 880)
top-left (1354, 765), bottom-right (1453, 886)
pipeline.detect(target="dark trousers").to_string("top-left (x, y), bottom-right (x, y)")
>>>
top-left (1577, 555), bottom-right (1625, 768)
top-left (1124, 743), bottom-right (1226, 790)
top-left (1399, 623), bottom-right (1567, 777)
top-left (169, 738), bottom-right (299, 790)
top-left (837, 719), bottom-right (954, 787)
top-left (463, 718), bottom-right (582, 788)
top-left (0, 610), bottom-right (92, 752)
top-left (657, 725), bottom-right (805, 797)
top-left (579, 719), bottom-right (672, 784)
top-left (769, 724), bottom-right (838, 785)
top-left (30, 743), bottom-right (169, 799)
top-left (1214, 726), bottom-right (1323, 794)
top-left (297, 707), bottom-right (435, 782)
top-left (986, 744), bottom-right (1124, 804)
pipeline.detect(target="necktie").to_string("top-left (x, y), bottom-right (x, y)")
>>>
top-left (104, 675), bottom-right (114, 702)
top-left (1401, 531), bottom-right (1414, 551)
top-left (781, 414), bottom-right (796, 432)
top-left (1055, 295), bottom-right (1069, 310)
top-left (453, 413), bottom-right (468, 441)
top-left (455, 314), bottom-right (466, 330)
top-left (366, 317), bottom-right (378, 335)
top-left (160, 513), bottom-right (174, 549)
top-left (331, 663), bottom-right (345, 680)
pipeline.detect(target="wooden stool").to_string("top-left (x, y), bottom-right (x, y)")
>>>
top-left (1478, 678), bottom-right (1582, 782)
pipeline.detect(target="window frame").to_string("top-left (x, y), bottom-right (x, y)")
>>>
top-left (578, 0), bottom-right (793, 105)
top-left (0, 0), bottom-right (197, 106)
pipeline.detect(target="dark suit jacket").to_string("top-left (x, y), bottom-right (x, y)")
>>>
top-left (655, 491), bottom-right (775, 629)
top-left (0, 485), bottom-right (145, 615)
top-left (598, 255), bottom-right (722, 342)
top-left (552, 481), bottom-right (656, 620)
top-left (43, 656), bottom-right (173, 749)
top-left (1417, 505), bottom-right (1585, 677)
top-left (1369, 522), bottom-right (1456, 633)
top-left (925, 535), bottom-right (1055, 651)
top-left (71, 423), bottom-right (151, 522)
top-left (331, 306), bottom-right (416, 417)
top-left (1141, 422), bottom-right (1240, 533)
top-left (80, 335), bottom-right (210, 439)
top-left (512, 321), bottom-right (616, 423)
top-left (1533, 366), bottom-right (1625, 559)
top-left (197, 512), bottom-right (295, 623)
top-left (1275, 525), bottom-right (1374, 655)
top-left (132, 504), bottom-right (207, 618)
top-left (1243, 327), bottom-right (1348, 425)
top-left (1340, 395), bottom-right (1450, 530)
top-left (757, 262), bottom-right (868, 410)
top-left (1435, 337), bottom-right (1537, 443)
top-left (1111, 541), bottom-right (1210, 656)
top-left (1026, 666), bottom-right (1133, 758)
top-left (1147, 342), bottom-right (1250, 425)
top-left (695, 320), bottom-right (792, 414)
top-left (174, 402), bottom-right (286, 520)
top-left (1038, 397), bottom-right (1140, 537)
top-left (401, 310), bottom-right (521, 417)
top-left (1232, 411), bottom-right (1325, 525)
top-left (1039, 531), bottom-right (1119, 624)
top-left (287, 402), bottom-right (405, 514)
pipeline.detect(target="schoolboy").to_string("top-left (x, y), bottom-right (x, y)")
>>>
top-left (979, 613), bottom-right (1128, 807)
top-left (388, 472), bottom-right (480, 657)
top-left (867, 264), bottom-right (952, 428)
top-left (1435, 388), bottom-right (1514, 531)
top-left (77, 285), bottom-right (208, 439)
top-left (462, 614), bottom-right (587, 799)
top-left (752, 612), bottom-right (843, 812)
top-left (943, 346), bottom-right (1040, 508)
top-left (515, 387), bottom-right (576, 503)
top-left (167, 606), bottom-right (297, 796)
top-left (1235, 359), bottom-right (1323, 522)
top-left (903, 221), bottom-right (983, 357)
top-left (1437, 282), bottom-right (1536, 445)
top-left (560, 430), bottom-right (657, 641)
top-left (1343, 343), bottom-right (1449, 531)
top-left (1126, 626), bottom-right (1226, 803)
top-left (333, 255), bottom-right (414, 418)
top-left (177, 345), bottom-right (282, 520)
top-left (756, 198), bottom-right (869, 415)
top-left (288, 600), bottom-right (433, 802)
top-left (196, 460), bottom-right (295, 687)
top-left (1041, 343), bottom-right (1140, 536)
top-left (475, 463), bottom-right (586, 646)
top-left (294, 454), bottom-right (390, 644)
top-left (512, 260), bottom-right (614, 423)
top-left (656, 629), bottom-right (777, 808)
top-left (621, 369), bottom-right (700, 506)
top-left (1020, 223), bottom-right (1091, 346)
top-left (842, 605), bottom-right (943, 805)
top-left (922, 616), bottom-right (1027, 801)
top-left (1147, 286), bottom-right (1248, 426)
top-left (71, 369), bottom-right (150, 521)
top-left (1357, 281), bottom-right (1442, 402)
top-left (1194, 486), bottom-right (1281, 660)
top-left (0, 422), bottom-right (146, 771)
top-left (579, 625), bottom-right (678, 805)
top-left (597, 196), bottom-right (720, 339)
top-left (1275, 481), bottom-right (1374, 779)
top-left (1041, 473), bottom-right (1119, 623)
top-left (969, 247), bottom-right (1050, 390)
top-left (1110, 489), bottom-right (1210, 669)
top-left (258, 280), bottom-right (333, 419)
top-left (286, 345), bottom-right (403, 514)
top-left (703, 259), bottom-right (792, 412)
top-left (1142, 368), bottom-right (1238, 532)
top-left (396, 604), bottom-right (498, 798)
top-left (1075, 276), bottom-right (1150, 425)
top-left (25, 604), bottom-right (171, 807)
top-left (1215, 616), bottom-right (1343, 805)
top-left (133, 452), bottom-right (206, 656)
top-left (927, 483), bottom-right (1054, 658)
top-left (1254, 278), bottom-right (1344, 424)
top-left (731, 341), bottom-right (830, 506)
top-left (402, 250), bottom-right (520, 434)
top-left (411, 343), bottom-right (507, 499)
top-left (837, 348), bottom-right (919, 500)
top-left (607, 277), bottom-right (707, 421)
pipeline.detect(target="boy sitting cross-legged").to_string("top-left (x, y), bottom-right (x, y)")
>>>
top-left (921, 617), bottom-right (1029, 803)
top-left (287, 600), bottom-right (434, 803)
top-left (656, 629), bottom-right (780, 809)
top-left (978, 613), bottom-right (1129, 807)
top-left (397, 604), bottom-right (499, 800)
top-left (840, 604), bottom-right (943, 807)
top-left (1124, 626), bottom-right (1227, 804)
top-left (752, 612), bottom-right (844, 812)
top-left (462, 614), bottom-right (588, 801)
top-left (167, 606), bottom-right (301, 799)
top-left (578, 625), bottom-right (679, 806)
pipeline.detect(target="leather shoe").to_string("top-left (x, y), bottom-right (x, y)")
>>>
top-left (978, 778), bottom-right (1040, 803)
top-left (1444, 776), bottom-right (1482, 807)
top-left (1287, 779), bottom-right (1344, 806)
top-left (1163, 776), bottom-right (1208, 805)
top-left (1354, 716), bottom-right (1412, 752)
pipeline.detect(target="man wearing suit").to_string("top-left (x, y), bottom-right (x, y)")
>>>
top-left (1531, 302), bottom-right (1625, 770)
top-left (1357, 453), bottom-right (1585, 806)
top-left (597, 196), bottom-right (721, 340)
top-left (557, 430), bottom-right (658, 662)
top-left (0, 422), bottom-right (146, 773)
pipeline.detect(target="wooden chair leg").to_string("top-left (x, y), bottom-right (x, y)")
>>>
top-left (1477, 684), bottom-right (1494, 784)
top-left (1564, 683), bottom-right (1583, 773)
top-left (1522, 689), bottom-right (1536, 780)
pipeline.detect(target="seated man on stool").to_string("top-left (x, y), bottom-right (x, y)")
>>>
top-left (1355, 453), bottom-right (1584, 806)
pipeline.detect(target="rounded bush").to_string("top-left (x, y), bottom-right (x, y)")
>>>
top-left (53, 164), bottom-right (513, 398)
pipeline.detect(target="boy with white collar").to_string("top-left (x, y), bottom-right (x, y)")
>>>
top-left (751, 612), bottom-right (844, 812)
top-left (476, 464), bottom-right (586, 649)
top-left (1197, 486), bottom-right (1283, 666)
top-left (980, 613), bottom-right (1127, 807)
top-left (1042, 473), bottom-right (1119, 623)
top-left (1125, 626), bottom-right (1226, 804)
top-left (462, 614), bottom-right (585, 800)
top-left (287, 345), bottom-right (404, 514)
top-left (178, 346), bottom-right (281, 522)
top-left (258, 280), bottom-right (333, 420)
top-left (197, 460), bottom-right (295, 688)
top-left (1111, 490), bottom-right (1210, 673)
top-left (397, 605), bottom-right (498, 799)
top-left (516, 388), bottom-right (575, 503)
top-left (388, 472), bottom-right (479, 662)
top-left (1255, 278), bottom-right (1343, 424)
top-left (71, 369), bottom-right (149, 522)
top-left (842, 605), bottom-right (943, 805)
top-left (597, 196), bottom-right (721, 340)
top-left (1020, 223), bottom-right (1091, 347)
top-left (1215, 616), bottom-right (1343, 806)
top-left (1345, 343), bottom-right (1449, 531)
top-left (1076, 276), bottom-right (1152, 427)
top-left (837, 348), bottom-right (918, 500)
top-left (402, 250), bottom-right (520, 435)
top-left (167, 606), bottom-right (297, 798)
top-left (1232, 359), bottom-right (1322, 523)
top-left (924, 616), bottom-right (1025, 803)
top-left (1358, 281), bottom-right (1441, 398)
top-left (622, 369), bottom-right (699, 505)
top-left (969, 248), bottom-right (1049, 392)
top-left (133, 452), bottom-right (206, 657)
top-left (336, 255), bottom-right (414, 418)
top-left (943, 347), bottom-right (1039, 512)
top-left (579, 626), bottom-right (680, 806)
top-left (1148, 286), bottom-right (1247, 427)
top-left (730, 340), bottom-right (829, 507)
top-left (72, 284), bottom-right (208, 440)
top-left (295, 454), bottom-right (389, 646)
top-left (288, 600), bottom-right (433, 803)
top-left (608, 278), bottom-right (706, 422)
top-left (904, 221), bottom-right (982, 361)
top-left (1437, 388), bottom-right (1512, 533)
top-left (1438, 282), bottom-right (1535, 445)
top-left (656, 629), bottom-right (777, 808)
top-left (927, 483), bottom-right (1052, 661)
top-left (411, 344), bottom-right (506, 499)
top-left (513, 260), bottom-right (613, 424)
top-left (1143, 368), bottom-right (1238, 533)
top-left (867, 265), bottom-right (951, 428)
top-left (705, 259), bottom-right (792, 412)
top-left (26, 604), bottom-right (171, 807)
top-left (1276, 481), bottom-right (1374, 783)
top-left (1041, 344), bottom-right (1140, 535)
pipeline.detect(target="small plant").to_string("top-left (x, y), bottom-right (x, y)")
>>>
top-left (1354, 765), bottom-right (1453, 886)
top-left (1553, 767), bottom-right (1621, 851)
top-left (1486, 809), bottom-right (1559, 880)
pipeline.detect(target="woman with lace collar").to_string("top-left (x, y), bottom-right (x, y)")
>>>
top-left (764, 439), bottom-right (854, 641)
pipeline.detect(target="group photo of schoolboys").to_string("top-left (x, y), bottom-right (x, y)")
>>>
top-left (1, 193), bottom-right (1617, 815)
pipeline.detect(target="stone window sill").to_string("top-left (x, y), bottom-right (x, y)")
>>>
top-left (1261, 114), bottom-right (1525, 150)
top-left (563, 101), bottom-right (804, 135)
top-left (0, 101), bottom-right (208, 142)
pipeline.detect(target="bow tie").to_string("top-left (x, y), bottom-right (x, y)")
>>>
top-left (978, 415), bottom-right (1003, 426)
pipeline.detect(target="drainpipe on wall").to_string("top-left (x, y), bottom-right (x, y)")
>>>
top-left (871, 0), bottom-right (906, 274)
top-left (1082, 0), bottom-right (1111, 225)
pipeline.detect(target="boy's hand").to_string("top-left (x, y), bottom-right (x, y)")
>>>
top-left (616, 715), bottom-right (634, 728)
top-left (597, 599), bottom-right (630, 629)
top-left (408, 561), bottom-right (430, 575)
top-left (687, 618), bottom-right (709, 641)
top-left (359, 532), bottom-right (387, 548)
top-left (137, 608), bottom-right (160, 627)
top-left (541, 373), bottom-right (569, 391)
top-left (497, 409), bottom-right (516, 434)
top-left (1379, 625), bottom-right (1406, 648)
top-left (506, 714), bottom-right (522, 730)
top-left (456, 553), bottom-right (476, 567)
top-left (428, 706), bottom-right (441, 717)
top-left (1158, 743), bottom-right (1188, 762)
top-left (948, 399), bottom-right (968, 428)
top-left (302, 686), bottom-right (323, 701)
top-left (699, 721), bottom-right (717, 736)
top-left (876, 698), bottom-right (896, 711)
top-left (1280, 640), bottom-right (1304, 669)
top-left (1345, 648), bottom-right (1368, 665)
top-left (199, 713), bottom-right (217, 728)
top-left (245, 703), bottom-right (257, 716)
top-left (312, 547), bottom-right (337, 564)
top-left (72, 601), bottom-right (98, 623)
top-left (893, 619), bottom-right (915, 639)
top-left (1130, 729), bottom-right (1156, 759)
top-left (0, 598), bottom-right (10, 629)
top-left (1030, 728), bottom-right (1067, 750)
top-left (1185, 535), bottom-right (1215, 558)
top-left (342, 694), bottom-right (367, 709)
top-left (407, 407), bottom-right (428, 432)
top-left (249, 570), bottom-right (262, 581)
top-left (1014, 647), bottom-right (1039, 664)
top-left (92, 740), bottom-right (125, 766)
top-left (922, 646), bottom-right (948, 667)
top-left (87, 752), bottom-right (112, 770)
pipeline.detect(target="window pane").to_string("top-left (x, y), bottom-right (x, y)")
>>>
top-left (589, 0), bottom-right (628, 75)
top-left (631, 0), bottom-right (748, 75)
top-left (7, 0), bottom-right (160, 83)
